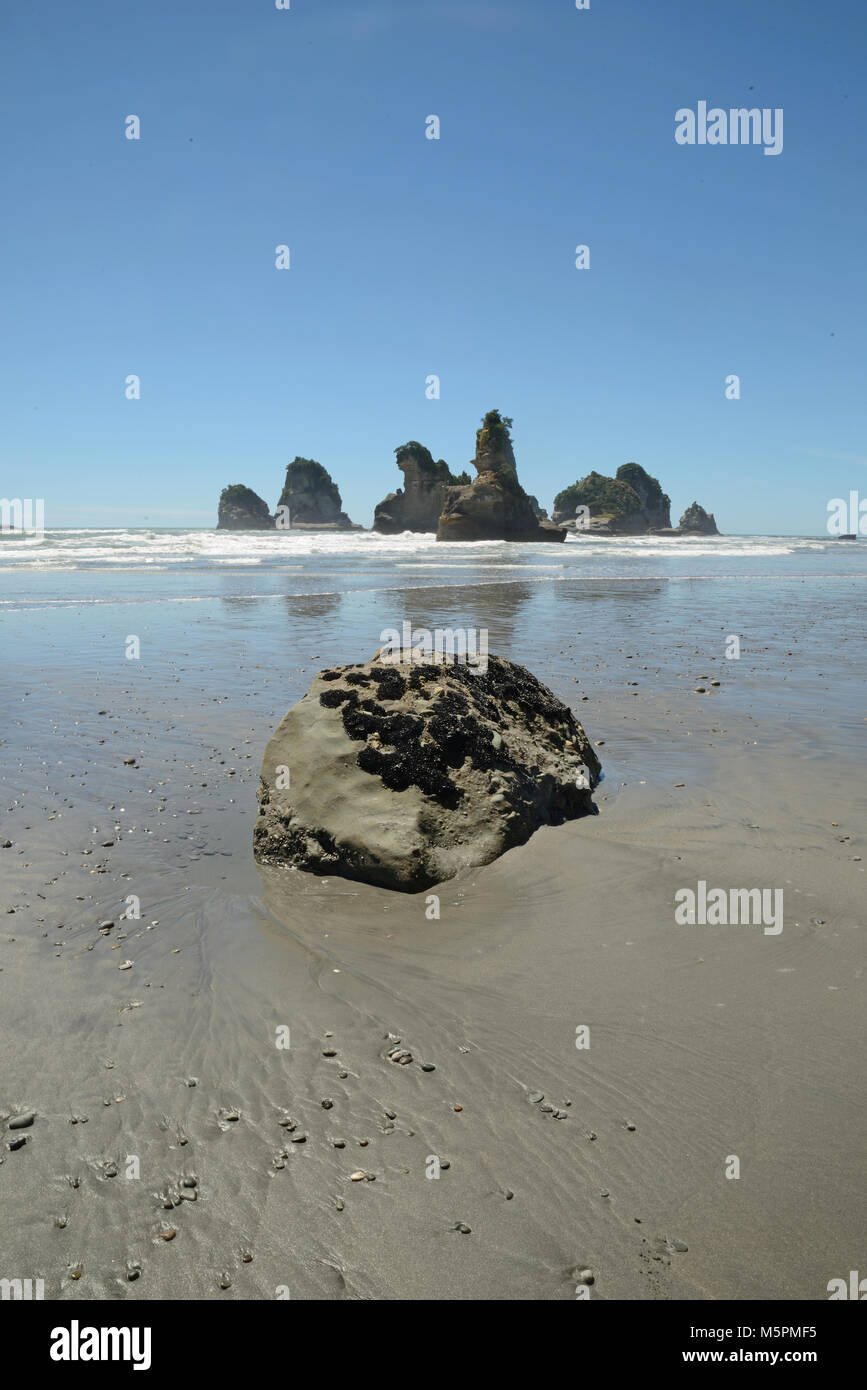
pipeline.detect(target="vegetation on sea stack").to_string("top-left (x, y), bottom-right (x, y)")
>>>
top-left (616, 462), bottom-right (670, 513)
top-left (554, 471), bottom-right (642, 519)
top-left (476, 409), bottom-right (515, 456)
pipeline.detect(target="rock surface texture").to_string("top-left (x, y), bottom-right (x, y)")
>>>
top-left (373, 444), bottom-right (470, 534)
top-left (217, 484), bottom-right (275, 530)
top-left (276, 458), bottom-right (360, 530)
top-left (437, 411), bottom-right (566, 542)
top-left (254, 648), bottom-right (601, 891)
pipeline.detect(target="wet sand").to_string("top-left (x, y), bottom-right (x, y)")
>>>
top-left (1, 577), bottom-right (865, 1299)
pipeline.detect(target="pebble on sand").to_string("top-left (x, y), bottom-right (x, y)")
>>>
top-left (8, 1111), bottom-right (35, 1129)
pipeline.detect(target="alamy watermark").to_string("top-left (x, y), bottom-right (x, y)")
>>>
top-left (675, 881), bottom-right (783, 935)
top-left (827, 492), bottom-right (867, 537)
top-left (0, 1277), bottom-right (44, 1300)
top-left (675, 103), bottom-right (783, 157)
top-left (380, 621), bottom-right (488, 675)
top-left (1, 498), bottom-right (45, 536)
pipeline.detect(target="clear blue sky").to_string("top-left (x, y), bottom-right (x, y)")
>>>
top-left (2, 0), bottom-right (865, 534)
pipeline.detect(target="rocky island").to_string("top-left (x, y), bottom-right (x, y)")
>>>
top-left (276, 457), bottom-right (360, 531)
top-left (436, 411), bottom-right (566, 543)
top-left (216, 484), bottom-right (275, 530)
top-left (673, 501), bottom-right (720, 535)
top-left (373, 443), bottom-right (470, 534)
top-left (552, 463), bottom-right (671, 534)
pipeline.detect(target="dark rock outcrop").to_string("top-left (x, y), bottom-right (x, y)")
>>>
top-left (677, 502), bottom-right (719, 535)
top-left (436, 412), bottom-right (566, 543)
top-left (652, 503), bottom-right (721, 536)
top-left (373, 444), bottom-right (470, 534)
top-left (552, 463), bottom-right (671, 534)
top-left (276, 458), bottom-right (360, 531)
top-left (217, 484), bottom-right (275, 530)
top-left (254, 647), bottom-right (600, 892)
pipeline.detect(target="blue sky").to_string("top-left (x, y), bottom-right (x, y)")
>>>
top-left (1, 0), bottom-right (865, 534)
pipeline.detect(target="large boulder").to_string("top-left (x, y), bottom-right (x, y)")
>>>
top-left (217, 484), bottom-right (275, 530)
top-left (373, 443), bottom-right (470, 534)
top-left (436, 411), bottom-right (566, 542)
top-left (552, 463), bottom-right (671, 534)
top-left (276, 458), bottom-right (360, 530)
top-left (254, 648), bottom-right (601, 892)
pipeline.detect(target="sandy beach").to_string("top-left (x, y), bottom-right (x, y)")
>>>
top-left (2, 550), bottom-right (864, 1300)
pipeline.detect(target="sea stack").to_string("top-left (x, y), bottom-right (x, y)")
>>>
top-left (217, 484), bottom-right (275, 530)
top-left (552, 463), bottom-right (671, 534)
top-left (677, 502), bottom-right (719, 535)
top-left (373, 443), bottom-right (470, 534)
top-left (276, 458), bottom-right (360, 531)
top-left (436, 411), bottom-right (566, 542)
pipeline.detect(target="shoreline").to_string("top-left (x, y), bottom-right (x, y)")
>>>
top-left (2, 583), bottom-right (864, 1300)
